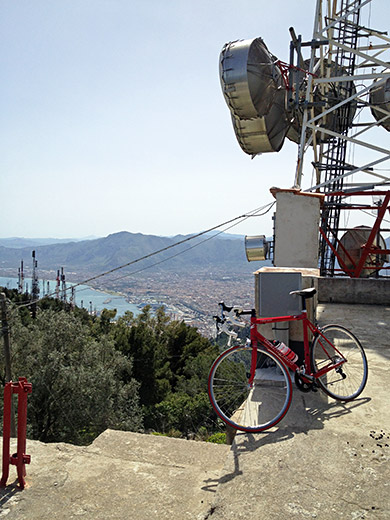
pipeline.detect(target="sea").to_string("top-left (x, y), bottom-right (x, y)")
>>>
top-left (0, 276), bottom-right (139, 317)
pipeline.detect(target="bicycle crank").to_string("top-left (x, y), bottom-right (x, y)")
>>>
top-left (294, 371), bottom-right (318, 393)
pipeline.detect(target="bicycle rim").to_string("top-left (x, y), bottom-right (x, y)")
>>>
top-left (311, 325), bottom-right (368, 401)
top-left (208, 345), bottom-right (292, 432)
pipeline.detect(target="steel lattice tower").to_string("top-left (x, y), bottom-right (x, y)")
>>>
top-left (318, 0), bottom-right (362, 276)
top-left (293, 0), bottom-right (390, 277)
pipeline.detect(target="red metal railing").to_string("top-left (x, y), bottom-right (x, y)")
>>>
top-left (320, 190), bottom-right (390, 278)
top-left (1, 377), bottom-right (32, 489)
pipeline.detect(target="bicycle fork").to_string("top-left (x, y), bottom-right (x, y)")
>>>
top-left (247, 341), bottom-right (258, 386)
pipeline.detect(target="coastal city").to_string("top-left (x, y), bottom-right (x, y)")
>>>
top-left (96, 268), bottom-right (255, 337)
top-left (0, 266), bottom-right (256, 338)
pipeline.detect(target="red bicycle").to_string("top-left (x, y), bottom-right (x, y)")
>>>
top-left (208, 288), bottom-right (368, 432)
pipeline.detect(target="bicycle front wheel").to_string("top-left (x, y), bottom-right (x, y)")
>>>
top-left (311, 325), bottom-right (368, 401)
top-left (208, 345), bottom-right (292, 433)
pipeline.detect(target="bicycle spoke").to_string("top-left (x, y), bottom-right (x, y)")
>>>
top-left (311, 325), bottom-right (368, 401)
top-left (208, 345), bottom-right (292, 432)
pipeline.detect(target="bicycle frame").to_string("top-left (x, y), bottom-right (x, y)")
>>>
top-left (209, 296), bottom-right (368, 433)
top-left (247, 309), bottom-right (347, 385)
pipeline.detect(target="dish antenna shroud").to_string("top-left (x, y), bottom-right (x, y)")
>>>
top-left (337, 226), bottom-right (389, 277)
top-left (370, 69), bottom-right (390, 131)
top-left (219, 38), bottom-right (290, 154)
top-left (220, 37), bottom-right (280, 119)
top-left (287, 59), bottom-right (357, 145)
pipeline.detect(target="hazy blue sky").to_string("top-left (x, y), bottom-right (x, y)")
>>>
top-left (1, 0), bottom-right (389, 239)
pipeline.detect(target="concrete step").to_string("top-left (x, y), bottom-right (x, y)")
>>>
top-left (0, 430), bottom-right (229, 520)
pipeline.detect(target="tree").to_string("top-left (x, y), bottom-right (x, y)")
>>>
top-left (0, 291), bottom-right (223, 442)
top-left (151, 392), bottom-right (212, 436)
top-left (5, 308), bottom-right (143, 444)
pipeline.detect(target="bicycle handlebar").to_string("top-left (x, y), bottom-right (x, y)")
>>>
top-left (214, 302), bottom-right (256, 345)
top-left (218, 302), bottom-right (233, 313)
top-left (218, 302), bottom-right (255, 317)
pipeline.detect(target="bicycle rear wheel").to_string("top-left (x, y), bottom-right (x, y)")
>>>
top-left (208, 345), bottom-right (292, 432)
top-left (311, 325), bottom-right (368, 401)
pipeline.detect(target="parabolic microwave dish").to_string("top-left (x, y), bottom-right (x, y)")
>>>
top-left (219, 37), bottom-right (359, 155)
top-left (286, 59), bottom-right (357, 145)
top-left (370, 70), bottom-right (390, 131)
top-left (219, 38), bottom-right (290, 155)
top-left (337, 226), bottom-right (389, 277)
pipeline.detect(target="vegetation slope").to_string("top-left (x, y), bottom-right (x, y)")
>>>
top-left (0, 288), bottom-right (227, 444)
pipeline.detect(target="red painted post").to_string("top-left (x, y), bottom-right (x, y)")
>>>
top-left (1, 378), bottom-right (32, 489)
top-left (0, 382), bottom-right (12, 487)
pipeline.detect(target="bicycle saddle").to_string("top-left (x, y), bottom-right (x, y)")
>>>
top-left (289, 287), bottom-right (317, 299)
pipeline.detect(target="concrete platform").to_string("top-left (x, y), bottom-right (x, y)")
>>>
top-left (208, 303), bottom-right (390, 519)
top-left (0, 303), bottom-right (389, 519)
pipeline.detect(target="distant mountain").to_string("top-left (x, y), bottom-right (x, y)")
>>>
top-left (198, 232), bottom-right (245, 240)
top-left (0, 236), bottom-right (100, 249)
top-left (0, 231), bottom-right (270, 275)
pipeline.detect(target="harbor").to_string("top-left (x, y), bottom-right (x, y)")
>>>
top-left (0, 276), bottom-right (139, 317)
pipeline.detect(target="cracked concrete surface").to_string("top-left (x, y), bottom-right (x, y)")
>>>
top-left (0, 431), bottom-right (229, 520)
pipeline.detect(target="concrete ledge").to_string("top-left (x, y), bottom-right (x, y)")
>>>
top-left (318, 276), bottom-right (390, 304)
top-left (0, 430), bottom-right (230, 520)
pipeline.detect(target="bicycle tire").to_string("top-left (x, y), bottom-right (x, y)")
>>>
top-left (311, 324), bottom-right (368, 401)
top-left (208, 344), bottom-right (292, 432)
